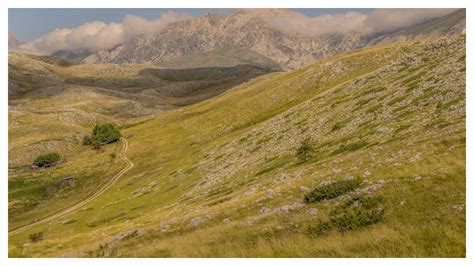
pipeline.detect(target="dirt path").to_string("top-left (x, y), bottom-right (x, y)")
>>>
top-left (9, 137), bottom-right (134, 236)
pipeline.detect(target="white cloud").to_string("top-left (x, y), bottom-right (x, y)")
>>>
top-left (267, 9), bottom-right (456, 37)
top-left (17, 11), bottom-right (193, 55)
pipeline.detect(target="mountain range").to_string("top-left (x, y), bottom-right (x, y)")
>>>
top-left (49, 9), bottom-right (466, 70)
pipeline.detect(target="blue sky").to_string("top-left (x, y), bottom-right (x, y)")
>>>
top-left (9, 8), bottom-right (372, 42)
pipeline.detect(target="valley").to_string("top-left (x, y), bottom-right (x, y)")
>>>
top-left (8, 34), bottom-right (466, 257)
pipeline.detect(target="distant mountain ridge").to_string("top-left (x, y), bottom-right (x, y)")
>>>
top-left (369, 9), bottom-right (466, 45)
top-left (80, 9), bottom-right (369, 70)
top-left (14, 9), bottom-right (466, 71)
top-left (77, 9), bottom-right (465, 70)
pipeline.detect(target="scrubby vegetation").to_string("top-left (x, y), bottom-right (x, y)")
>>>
top-left (296, 138), bottom-right (314, 163)
top-left (309, 195), bottom-right (384, 235)
top-left (33, 152), bottom-right (61, 167)
top-left (8, 36), bottom-right (466, 257)
top-left (83, 124), bottom-right (121, 148)
top-left (304, 178), bottom-right (360, 203)
top-left (28, 232), bottom-right (44, 243)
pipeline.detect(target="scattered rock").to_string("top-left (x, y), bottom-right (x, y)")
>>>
top-left (409, 153), bottom-right (421, 162)
top-left (307, 208), bottom-right (318, 216)
top-left (222, 218), bottom-right (230, 224)
top-left (189, 217), bottom-right (208, 227)
top-left (319, 180), bottom-right (333, 186)
top-left (260, 207), bottom-right (271, 215)
top-left (244, 187), bottom-right (257, 196)
top-left (266, 189), bottom-right (276, 198)
top-left (343, 175), bottom-right (354, 181)
top-left (332, 168), bottom-right (342, 175)
top-left (60, 176), bottom-right (76, 187)
top-left (352, 200), bottom-right (361, 208)
top-left (413, 175), bottom-right (422, 181)
top-left (299, 185), bottom-right (310, 192)
top-left (160, 224), bottom-right (171, 232)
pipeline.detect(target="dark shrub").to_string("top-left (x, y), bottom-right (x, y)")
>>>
top-left (29, 232), bottom-right (44, 242)
top-left (331, 122), bottom-right (344, 131)
top-left (330, 208), bottom-right (384, 232)
top-left (329, 195), bottom-right (384, 232)
top-left (296, 137), bottom-right (314, 163)
top-left (309, 195), bottom-right (384, 236)
top-left (33, 152), bottom-right (61, 167)
top-left (304, 178), bottom-right (360, 203)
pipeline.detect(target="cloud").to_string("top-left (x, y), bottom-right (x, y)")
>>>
top-left (16, 11), bottom-right (193, 55)
top-left (267, 8), bottom-right (456, 37)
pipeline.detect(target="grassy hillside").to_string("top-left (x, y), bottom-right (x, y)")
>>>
top-left (8, 36), bottom-right (465, 257)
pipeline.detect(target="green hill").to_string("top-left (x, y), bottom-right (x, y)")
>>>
top-left (8, 36), bottom-right (465, 257)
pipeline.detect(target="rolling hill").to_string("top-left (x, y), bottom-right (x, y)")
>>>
top-left (9, 48), bottom-right (281, 106)
top-left (8, 35), bottom-right (466, 257)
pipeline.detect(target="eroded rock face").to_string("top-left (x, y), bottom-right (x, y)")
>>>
top-left (82, 10), bottom-right (367, 70)
top-left (81, 9), bottom-right (465, 71)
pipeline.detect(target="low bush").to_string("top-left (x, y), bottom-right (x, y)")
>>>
top-left (33, 152), bottom-right (61, 167)
top-left (309, 195), bottom-right (384, 236)
top-left (304, 178), bottom-right (360, 203)
top-left (296, 138), bottom-right (314, 163)
top-left (331, 122), bottom-right (344, 131)
top-left (29, 232), bottom-right (44, 243)
top-left (330, 208), bottom-right (384, 232)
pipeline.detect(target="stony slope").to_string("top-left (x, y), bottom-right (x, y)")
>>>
top-left (8, 36), bottom-right (465, 257)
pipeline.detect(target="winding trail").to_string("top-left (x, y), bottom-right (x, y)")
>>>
top-left (9, 137), bottom-right (133, 236)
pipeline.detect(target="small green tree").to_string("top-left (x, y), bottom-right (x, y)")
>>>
top-left (33, 152), bottom-right (61, 167)
top-left (83, 124), bottom-right (121, 148)
top-left (296, 137), bottom-right (314, 163)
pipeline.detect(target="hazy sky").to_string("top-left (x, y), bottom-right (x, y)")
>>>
top-left (9, 8), bottom-right (372, 42)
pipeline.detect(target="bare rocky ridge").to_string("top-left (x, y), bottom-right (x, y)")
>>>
top-left (81, 9), bottom-right (368, 70)
top-left (78, 9), bottom-right (465, 70)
